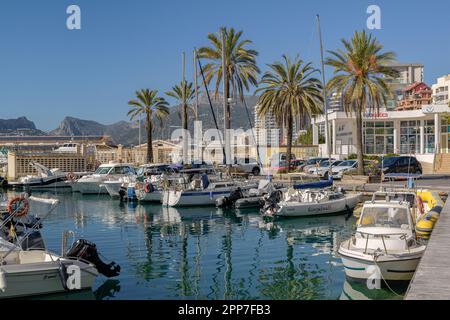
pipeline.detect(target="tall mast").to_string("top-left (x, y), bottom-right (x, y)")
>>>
top-left (193, 49), bottom-right (199, 121)
top-left (182, 51), bottom-right (189, 164)
top-left (317, 14), bottom-right (332, 169)
top-left (222, 29), bottom-right (231, 166)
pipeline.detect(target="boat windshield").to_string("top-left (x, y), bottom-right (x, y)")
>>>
top-left (359, 206), bottom-right (410, 229)
top-left (95, 166), bottom-right (112, 175)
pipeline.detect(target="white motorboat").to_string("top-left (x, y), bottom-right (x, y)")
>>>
top-left (162, 173), bottom-right (256, 207)
top-left (8, 161), bottom-right (71, 190)
top-left (263, 188), bottom-right (361, 217)
top-left (101, 175), bottom-right (136, 198)
top-left (338, 199), bottom-right (426, 282)
top-left (72, 163), bottom-right (136, 195)
top-left (135, 173), bottom-right (184, 203)
top-left (0, 196), bottom-right (120, 299)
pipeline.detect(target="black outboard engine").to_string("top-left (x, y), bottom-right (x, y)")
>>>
top-left (260, 190), bottom-right (282, 216)
top-left (216, 188), bottom-right (243, 208)
top-left (66, 239), bottom-right (121, 278)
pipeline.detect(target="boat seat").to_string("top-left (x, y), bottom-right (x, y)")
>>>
top-left (18, 250), bottom-right (47, 264)
top-left (0, 251), bottom-right (19, 264)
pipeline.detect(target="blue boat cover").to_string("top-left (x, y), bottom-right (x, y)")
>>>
top-left (293, 177), bottom-right (333, 190)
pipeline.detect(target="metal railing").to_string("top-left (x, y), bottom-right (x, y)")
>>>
top-left (346, 230), bottom-right (414, 255)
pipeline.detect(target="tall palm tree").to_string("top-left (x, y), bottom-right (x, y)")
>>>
top-left (166, 80), bottom-right (195, 131)
top-left (128, 89), bottom-right (169, 163)
top-left (326, 30), bottom-right (399, 175)
top-left (256, 55), bottom-right (323, 171)
top-left (198, 27), bottom-right (259, 129)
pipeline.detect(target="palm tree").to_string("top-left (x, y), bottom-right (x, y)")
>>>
top-left (256, 55), bottom-right (323, 171)
top-left (128, 89), bottom-right (169, 163)
top-left (166, 80), bottom-right (195, 132)
top-left (198, 27), bottom-right (259, 129)
top-left (326, 30), bottom-right (399, 175)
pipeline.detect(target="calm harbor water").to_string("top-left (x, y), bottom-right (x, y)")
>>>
top-left (5, 190), bottom-right (405, 300)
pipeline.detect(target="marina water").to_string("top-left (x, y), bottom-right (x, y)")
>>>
top-left (5, 190), bottom-right (405, 300)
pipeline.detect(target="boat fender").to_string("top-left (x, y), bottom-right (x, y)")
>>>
top-left (144, 183), bottom-right (154, 193)
top-left (0, 268), bottom-right (7, 293)
top-left (416, 196), bottom-right (425, 216)
top-left (58, 262), bottom-right (69, 291)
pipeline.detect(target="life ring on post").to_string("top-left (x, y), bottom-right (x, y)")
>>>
top-left (416, 195), bottom-right (425, 216)
top-left (7, 196), bottom-right (30, 217)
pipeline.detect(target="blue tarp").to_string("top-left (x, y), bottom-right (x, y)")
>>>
top-left (293, 177), bottom-right (333, 190)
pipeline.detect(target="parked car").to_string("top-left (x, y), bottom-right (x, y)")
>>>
top-left (271, 159), bottom-right (305, 173)
top-left (231, 157), bottom-right (262, 176)
top-left (331, 160), bottom-right (358, 179)
top-left (381, 156), bottom-right (422, 177)
top-left (301, 157), bottom-right (335, 173)
top-left (308, 160), bottom-right (344, 178)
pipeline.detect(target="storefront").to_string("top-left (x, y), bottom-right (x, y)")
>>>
top-left (312, 104), bottom-right (450, 165)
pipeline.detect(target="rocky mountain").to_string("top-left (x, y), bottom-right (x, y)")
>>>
top-left (50, 117), bottom-right (140, 146)
top-left (0, 116), bottom-right (36, 131)
top-left (50, 95), bottom-right (260, 146)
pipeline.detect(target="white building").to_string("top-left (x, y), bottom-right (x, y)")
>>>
top-left (432, 74), bottom-right (450, 105)
top-left (312, 104), bottom-right (450, 169)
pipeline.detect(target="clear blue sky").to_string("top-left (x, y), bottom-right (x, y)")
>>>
top-left (1, 0), bottom-right (449, 130)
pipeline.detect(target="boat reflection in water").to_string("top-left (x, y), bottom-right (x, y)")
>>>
top-left (339, 279), bottom-right (407, 300)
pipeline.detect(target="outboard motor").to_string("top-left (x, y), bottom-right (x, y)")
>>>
top-left (215, 188), bottom-right (243, 208)
top-left (66, 239), bottom-right (121, 278)
top-left (260, 190), bottom-right (282, 216)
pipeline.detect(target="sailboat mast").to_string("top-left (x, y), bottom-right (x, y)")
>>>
top-left (182, 51), bottom-right (189, 164)
top-left (222, 29), bottom-right (231, 166)
top-left (317, 14), bottom-right (332, 167)
top-left (194, 49), bottom-right (199, 121)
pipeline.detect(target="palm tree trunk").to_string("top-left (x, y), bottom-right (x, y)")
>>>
top-left (147, 112), bottom-right (153, 163)
top-left (355, 110), bottom-right (364, 175)
top-left (183, 103), bottom-right (188, 131)
top-left (225, 80), bottom-right (231, 130)
top-left (286, 111), bottom-right (293, 172)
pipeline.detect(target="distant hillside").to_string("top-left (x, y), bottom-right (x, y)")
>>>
top-left (50, 117), bottom-right (140, 146)
top-left (0, 116), bottom-right (36, 131)
top-left (51, 95), bottom-right (260, 146)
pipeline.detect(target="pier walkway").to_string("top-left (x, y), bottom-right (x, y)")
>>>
top-left (406, 198), bottom-right (450, 300)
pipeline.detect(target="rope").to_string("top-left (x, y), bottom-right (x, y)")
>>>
top-left (373, 254), bottom-right (405, 298)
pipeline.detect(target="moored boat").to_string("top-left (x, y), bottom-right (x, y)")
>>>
top-left (339, 198), bottom-right (426, 282)
top-left (0, 195), bottom-right (120, 299)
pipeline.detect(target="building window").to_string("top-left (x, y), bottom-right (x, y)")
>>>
top-left (400, 121), bottom-right (420, 154)
top-left (424, 120), bottom-right (435, 153)
top-left (363, 121), bottom-right (394, 155)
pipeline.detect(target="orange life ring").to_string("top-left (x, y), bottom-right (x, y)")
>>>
top-left (144, 183), bottom-right (151, 193)
top-left (416, 195), bottom-right (425, 216)
top-left (7, 196), bottom-right (30, 217)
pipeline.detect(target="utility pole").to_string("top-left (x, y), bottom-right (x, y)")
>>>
top-left (317, 14), bottom-right (332, 172)
top-left (222, 29), bottom-right (231, 165)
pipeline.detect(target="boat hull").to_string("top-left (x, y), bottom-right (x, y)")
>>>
top-left (73, 181), bottom-right (108, 194)
top-left (0, 259), bottom-right (98, 299)
top-left (163, 189), bottom-right (233, 207)
top-left (275, 193), bottom-right (361, 217)
top-left (9, 178), bottom-right (71, 190)
top-left (102, 181), bottom-right (122, 197)
top-left (136, 189), bottom-right (163, 203)
top-left (339, 246), bottom-right (424, 281)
